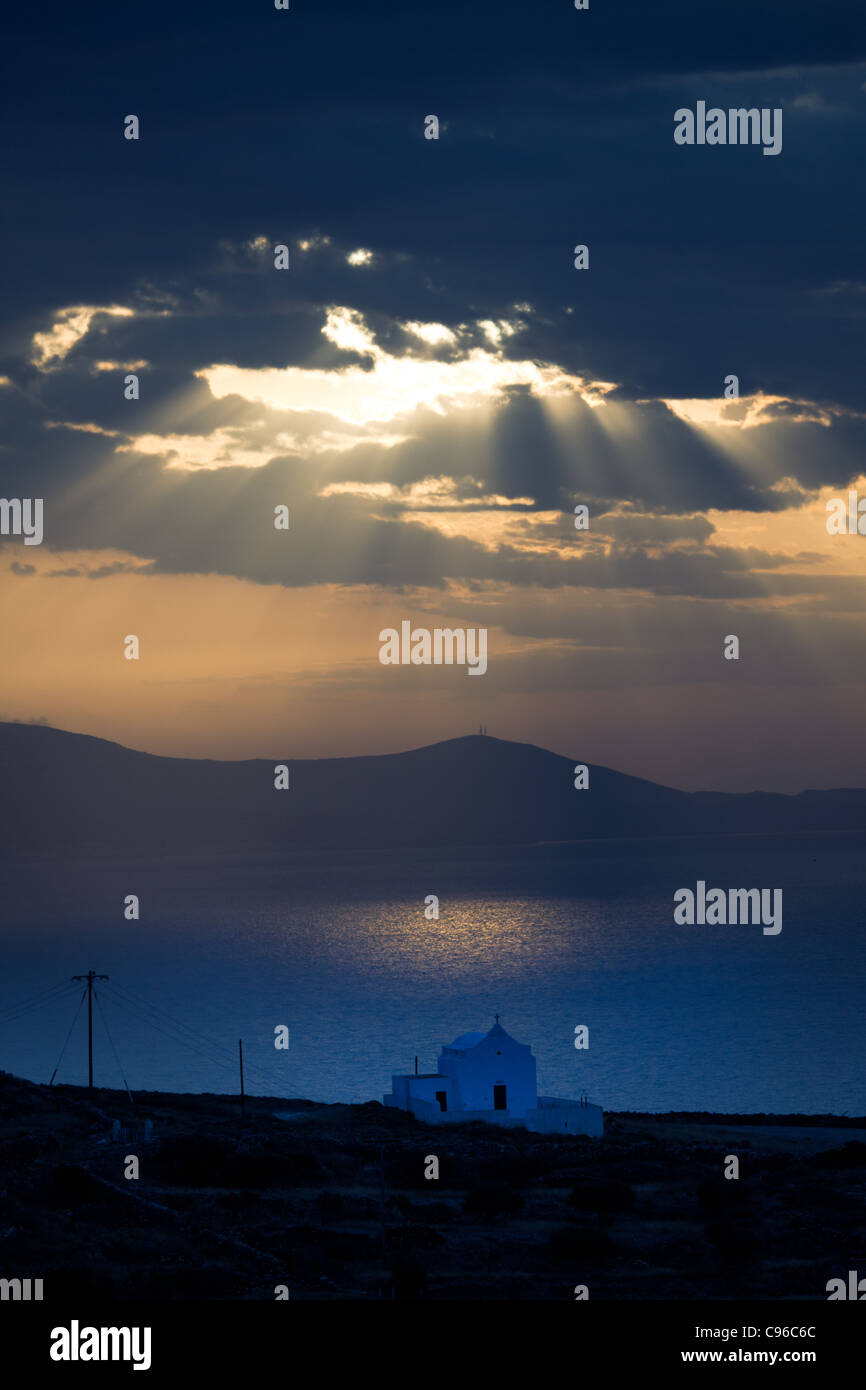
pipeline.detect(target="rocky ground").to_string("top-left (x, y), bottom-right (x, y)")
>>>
top-left (1, 1069), bottom-right (864, 1300)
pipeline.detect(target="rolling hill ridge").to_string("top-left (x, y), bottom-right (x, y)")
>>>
top-left (1, 723), bottom-right (864, 857)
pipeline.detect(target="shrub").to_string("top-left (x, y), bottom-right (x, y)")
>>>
top-left (705, 1220), bottom-right (758, 1263)
top-left (314, 1190), bottom-right (344, 1221)
top-left (387, 1223), bottom-right (445, 1252)
top-left (819, 1141), bottom-right (866, 1170)
top-left (388, 1258), bottom-right (427, 1299)
top-left (462, 1183), bottom-right (524, 1219)
top-left (150, 1136), bottom-right (232, 1185)
top-left (227, 1153), bottom-right (294, 1188)
top-left (477, 1153), bottom-right (544, 1187)
top-left (549, 1226), bottom-right (614, 1260)
top-left (150, 1137), bottom-right (323, 1189)
top-left (40, 1165), bottom-right (98, 1206)
top-left (697, 1177), bottom-right (749, 1215)
top-left (568, 1180), bottom-right (635, 1214)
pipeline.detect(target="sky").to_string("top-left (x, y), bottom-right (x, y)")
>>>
top-left (1, 0), bottom-right (865, 792)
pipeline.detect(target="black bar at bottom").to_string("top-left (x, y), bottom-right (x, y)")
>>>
top-left (5, 1299), bottom-right (862, 1376)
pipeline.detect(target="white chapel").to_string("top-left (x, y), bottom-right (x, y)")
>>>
top-left (384, 1019), bottom-right (603, 1137)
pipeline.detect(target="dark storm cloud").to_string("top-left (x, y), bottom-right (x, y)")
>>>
top-left (9, 261), bottom-right (866, 523)
top-left (2, 0), bottom-right (864, 409)
top-left (524, 512), bottom-right (716, 545)
top-left (1, 0), bottom-right (864, 596)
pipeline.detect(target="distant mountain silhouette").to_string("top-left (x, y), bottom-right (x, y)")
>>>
top-left (1, 722), bottom-right (865, 857)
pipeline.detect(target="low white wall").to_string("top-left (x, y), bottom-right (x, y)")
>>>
top-left (526, 1100), bottom-right (604, 1137)
top-left (384, 1091), bottom-right (604, 1137)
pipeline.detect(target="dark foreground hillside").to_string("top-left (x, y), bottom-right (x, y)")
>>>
top-left (1, 1071), bottom-right (864, 1300)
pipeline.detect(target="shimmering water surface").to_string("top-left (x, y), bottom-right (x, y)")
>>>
top-left (1, 835), bottom-right (863, 1114)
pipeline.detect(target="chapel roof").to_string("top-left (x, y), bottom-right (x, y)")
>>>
top-left (448, 1031), bottom-right (486, 1050)
top-left (447, 1022), bottom-right (513, 1051)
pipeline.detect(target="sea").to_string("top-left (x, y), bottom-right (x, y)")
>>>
top-left (1, 833), bottom-right (863, 1115)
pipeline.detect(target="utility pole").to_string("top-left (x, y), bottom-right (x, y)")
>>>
top-left (71, 971), bottom-right (109, 1090)
top-left (239, 1038), bottom-right (245, 1118)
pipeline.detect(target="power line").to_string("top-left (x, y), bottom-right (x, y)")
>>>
top-left (104, 980), bottom-right (255, 1069)
top-left (100, 983), bottom-right (242, 1069)
top-left (48, 987), bottom-right (87, 1086)
top-left (99, 984), bottom-right (266, 1084)
top-left (0, 982), bottom-right (81, 1029)
top-left (93, 988), bottom-right (133, 1104)
top-left (1, 980), bottom-right (78, 1011)
top-left (101, 980), bottom-right (273, 1087)
top-left (5, 970), bottom-right (275, 1096)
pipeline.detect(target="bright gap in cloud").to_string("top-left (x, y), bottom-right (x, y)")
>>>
top-left (663, 393), bottom-right (835, 428)
top-left (320, 478), bottom-right (535, 508)
top-left (403, 321), bottom-right (458, 346)
top-left (93, 360), bottom-right (149, 372)
top-left (117, 422), bottom-right (413, 470)
top-left (31, 305), bottom-right (134, 368)
top-left (198, 306), bottom-right (603, 427)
